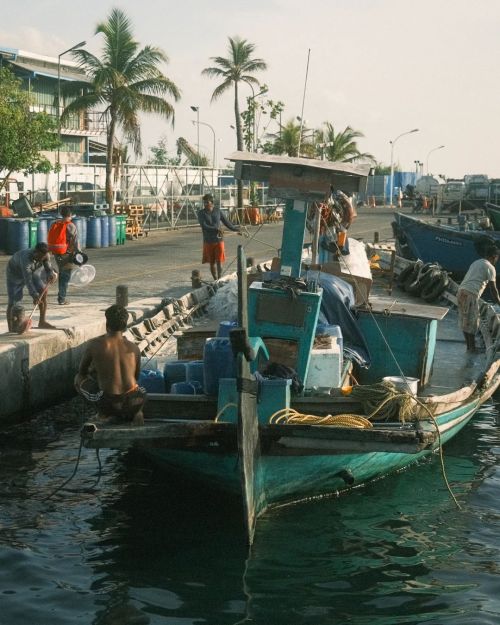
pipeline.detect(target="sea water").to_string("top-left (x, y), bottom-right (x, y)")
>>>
top-left (0, 398), bottom-right (500, 624)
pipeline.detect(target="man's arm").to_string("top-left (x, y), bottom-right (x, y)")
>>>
top-left (198, 211), bottom-right (219, 232)
top-left (134, 344), bottom-right (141, 381)
top-left (20, 260), bottom-right (40, 301)
top-left (220, 211), bottom-right (240, 232)
top-left (66, 222), bottom-right (80, 252)
top-left (488, 280), bottom-right (500, 305)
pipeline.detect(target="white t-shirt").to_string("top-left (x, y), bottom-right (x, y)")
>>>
top-left (459, 258), bottom-right (496, 297)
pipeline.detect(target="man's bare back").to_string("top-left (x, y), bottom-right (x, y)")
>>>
top-left (86, 334), bottom-right (140, 395)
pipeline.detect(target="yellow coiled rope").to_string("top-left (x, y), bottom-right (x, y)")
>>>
top-left (269, 408), bottom-right (373, 429)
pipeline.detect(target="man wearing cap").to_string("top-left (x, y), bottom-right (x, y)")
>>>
top-left (457, 246), bottom-right (500, 352)
top-left (197, 194), bottom-right (241, 280)
top-left (47, 205), bottom-right (81, 305)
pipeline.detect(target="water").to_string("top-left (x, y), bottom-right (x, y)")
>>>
top-left (1, 399), bottom-right (500, 625)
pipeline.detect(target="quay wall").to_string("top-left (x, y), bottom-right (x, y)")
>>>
top-left (0, 297), bottom-right (164, 421)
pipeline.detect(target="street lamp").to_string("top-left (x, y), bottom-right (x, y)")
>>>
top-left (247, 84), bottom-right (267, 151)
top-left (57, 40), bottom-right (86, 196)
top-left (389, 128), bottom-right (419, 206)
top-left (190, 106), bottom-right (200, 160)
top-left (192, 119), bottom-right (216, 167)
top-left (426, 145), bottom-right (445, 175)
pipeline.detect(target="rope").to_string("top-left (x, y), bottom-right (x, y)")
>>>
top-left (269, 408), bottom-right (373, 429)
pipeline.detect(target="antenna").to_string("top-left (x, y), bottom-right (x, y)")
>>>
top-left (297, 48), bottom-right (311, 156)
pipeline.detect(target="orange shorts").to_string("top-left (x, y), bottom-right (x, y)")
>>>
top-left (202, 242), bottom-right (225, 264)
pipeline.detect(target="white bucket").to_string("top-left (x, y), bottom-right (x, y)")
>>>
top-left (383, 376), bottom-right (419, 395)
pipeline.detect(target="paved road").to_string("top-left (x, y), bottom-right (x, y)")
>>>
top-left (0, 205), bottom-right (402, 332)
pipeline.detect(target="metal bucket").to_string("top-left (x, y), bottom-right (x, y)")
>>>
top-left (383, 376), bottom-right (419, 395)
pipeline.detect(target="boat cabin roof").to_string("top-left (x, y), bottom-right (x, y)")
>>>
top-left (227, 152), bottom-right (371, 200)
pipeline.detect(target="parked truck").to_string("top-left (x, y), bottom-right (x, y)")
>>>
top-left (437, 179), bottom-right (465, 212)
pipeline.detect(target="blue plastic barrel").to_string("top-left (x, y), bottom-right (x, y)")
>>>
top-left (186, 360), bottom-right (205, 386)
top-left (108, 215), bottom-right (117, 247)
top-left (7, 218), bottom-right (30, 254)
top-left (100, 215), bottom-right (110, 248)
top-left (203, 338), bottom-right (236, 395)
top-left (72, 217), bottom-right (86, 250)
top-left (36, 218), bottom-right (48, 244)
top-left (170, 381), bottom-right (202, 395)
top-left (81, 217), bottom-right (87, 250)
top-left (138, 369), bottom-right (165, 393)
top-left (217, 320), bottom-right (238, 337)
top-left (163, 360), bottom-right (188, 392)
top-left (0, 218), bottom-right (10, 251)
top-left (86, 217), bottom-right (102, 248)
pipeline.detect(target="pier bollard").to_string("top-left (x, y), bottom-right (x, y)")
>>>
top-left (116, 285), bottom-right (129, 308)
top-left (373, 232), bottom-right (379, 244)
top-left (191, 270), bottom-right (202, 289)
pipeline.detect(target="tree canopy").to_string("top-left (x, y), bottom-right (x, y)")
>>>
top-left (0, 67), bottom-right (60, 192)
top-left (62, 8), bottom-right (181, 206)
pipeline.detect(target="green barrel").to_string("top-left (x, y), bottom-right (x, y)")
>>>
top-left (116, 214), bottom-right (126, 245)
top-left (29, 219), bottom-right (38, 248)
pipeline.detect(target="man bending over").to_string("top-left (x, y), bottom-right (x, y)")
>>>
top-left (75, 304), bottom-right (146, 424)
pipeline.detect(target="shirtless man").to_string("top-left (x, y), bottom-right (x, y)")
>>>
top-left (75, 304), bottom-right (146, 424)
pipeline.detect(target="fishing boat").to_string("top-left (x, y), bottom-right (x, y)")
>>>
top-left (393, 211), bottom-right (500, 276)
top-left (81, 154), bottom-right (500, 544)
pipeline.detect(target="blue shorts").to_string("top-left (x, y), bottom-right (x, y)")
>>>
top-left (6, 273), bottom-right (45, 305)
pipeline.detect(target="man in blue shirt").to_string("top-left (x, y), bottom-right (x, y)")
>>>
top-left (197, 194), bottom-right (240, 280)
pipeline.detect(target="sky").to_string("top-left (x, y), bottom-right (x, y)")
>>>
top-left (2, 0), bottom-right (500, 178)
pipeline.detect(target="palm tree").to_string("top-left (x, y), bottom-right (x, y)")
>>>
top-left (61, 8), bottom-right (181, 207)
top-left (314, 123), bottom-right (374, 163)
top-left (202, 36), bottom-right (267, 207)
top-left (262, 118), bottom-right (315, 157)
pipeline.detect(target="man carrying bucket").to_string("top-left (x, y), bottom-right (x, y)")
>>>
top-left (5, 242), bottom-right (57, 332)
top-left (47, 205), bottom-right (81, 305)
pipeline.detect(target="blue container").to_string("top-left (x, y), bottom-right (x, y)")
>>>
top-left (108, 215), bottom-right (117, 247)
top-left (203, 338), bottom-right (236, 396)
top-left (100, 215), bottom-right (110, 248)
top-left (170, 381), bottom-right (202, 395)
top-left (86, 217), bottom-right (102, 248)
top-left (36, 218), bottom-right (48, 244)
top-left (0, 218), bottom-right (9, 251)
top-left (315, 323), bottom-right (343, 353)
top-left (186, 360), bottom-right (205, 386)
top-left (72, 217), bottom-right (86, 250)
top-left (7, 218), bottom-right (30, 254)
top-left (139, 369), bottom-right (165, 393)
top-left (163, 360), bottom-right (188, 392)
top-left (217, 320), bottom-right (238, 337)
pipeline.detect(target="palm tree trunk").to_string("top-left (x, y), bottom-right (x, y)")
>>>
top-left (234, 82), bottom-right (244, 209)
top-left (106, 115), bottom-right (116, 209)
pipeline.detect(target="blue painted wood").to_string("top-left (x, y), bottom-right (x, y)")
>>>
top-left (356, 312), bottom-right (436, 385)
top-left (280, 199), bottom-right (308, 278)
top-left (395, 212), bottom-right (500, 276)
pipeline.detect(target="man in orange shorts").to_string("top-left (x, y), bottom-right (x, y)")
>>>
top-left (198, 193), bottom-right (241, 280)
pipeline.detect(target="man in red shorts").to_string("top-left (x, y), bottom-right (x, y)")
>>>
top-left (198, 193), bottom-right (241, 280)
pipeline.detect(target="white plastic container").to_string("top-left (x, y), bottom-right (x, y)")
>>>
top-left (306, 345), bottom-right (343, 390)
top-left (383, 376), bottom-right (419, 395)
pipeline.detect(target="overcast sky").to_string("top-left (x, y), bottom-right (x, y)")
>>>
top-left (2, 0), bottom-right (499, 177)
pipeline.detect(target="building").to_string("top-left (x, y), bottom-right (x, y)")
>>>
top-left (0, 45), bottom-right (107, 166)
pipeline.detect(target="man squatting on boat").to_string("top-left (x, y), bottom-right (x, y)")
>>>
top-left (457, 245), bottom-right (500, 352)
top-left (74, 304), bottom-right (146, 425)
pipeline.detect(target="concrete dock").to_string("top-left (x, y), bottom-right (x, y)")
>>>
top-left (0, 207), bottom-right (398, 419)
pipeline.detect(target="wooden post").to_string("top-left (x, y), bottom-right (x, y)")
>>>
top-left (116, 285), bottom-right (129, 307)
top-left (373, 231), bottom-right (379, 244)
top-left (191, 270), bottom-right (202, 289)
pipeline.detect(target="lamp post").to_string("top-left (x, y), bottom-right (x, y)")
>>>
top-left (190, 106), bottom-right (200, 161)
top-left (57, 40), bottom-right (86, 197)
top-left (426, 145), bottom-right (445, 175)
top-left (192, 119), bottom-right (216, 167)
top-left (246, 84), bottom-right (267, 151)
top-left (389, 128), bottom-right (419, 206)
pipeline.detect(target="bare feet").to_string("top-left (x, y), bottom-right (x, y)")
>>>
top-left (38, 321), bottom-right (57, 329)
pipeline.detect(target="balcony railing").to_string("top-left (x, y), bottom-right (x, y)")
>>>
top-left (30, 105), bottom-right (108, 136)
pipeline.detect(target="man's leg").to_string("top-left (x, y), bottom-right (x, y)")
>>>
top-left (58, 267), bottom-right (72, 304)
top-left (38, 290), bottom-right (56, 329)
top-left (6, 303), bottom-right (13, 332)
top-left (216, 261), bottom-right (222, 279)
top-left (209, 263), bottom-right (217, 280)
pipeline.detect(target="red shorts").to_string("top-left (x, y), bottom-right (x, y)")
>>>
top-left (202, 242), bottom-right (225, 264)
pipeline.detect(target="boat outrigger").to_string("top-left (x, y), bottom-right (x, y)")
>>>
top-left (81, 154), bottom-right (500, 544)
